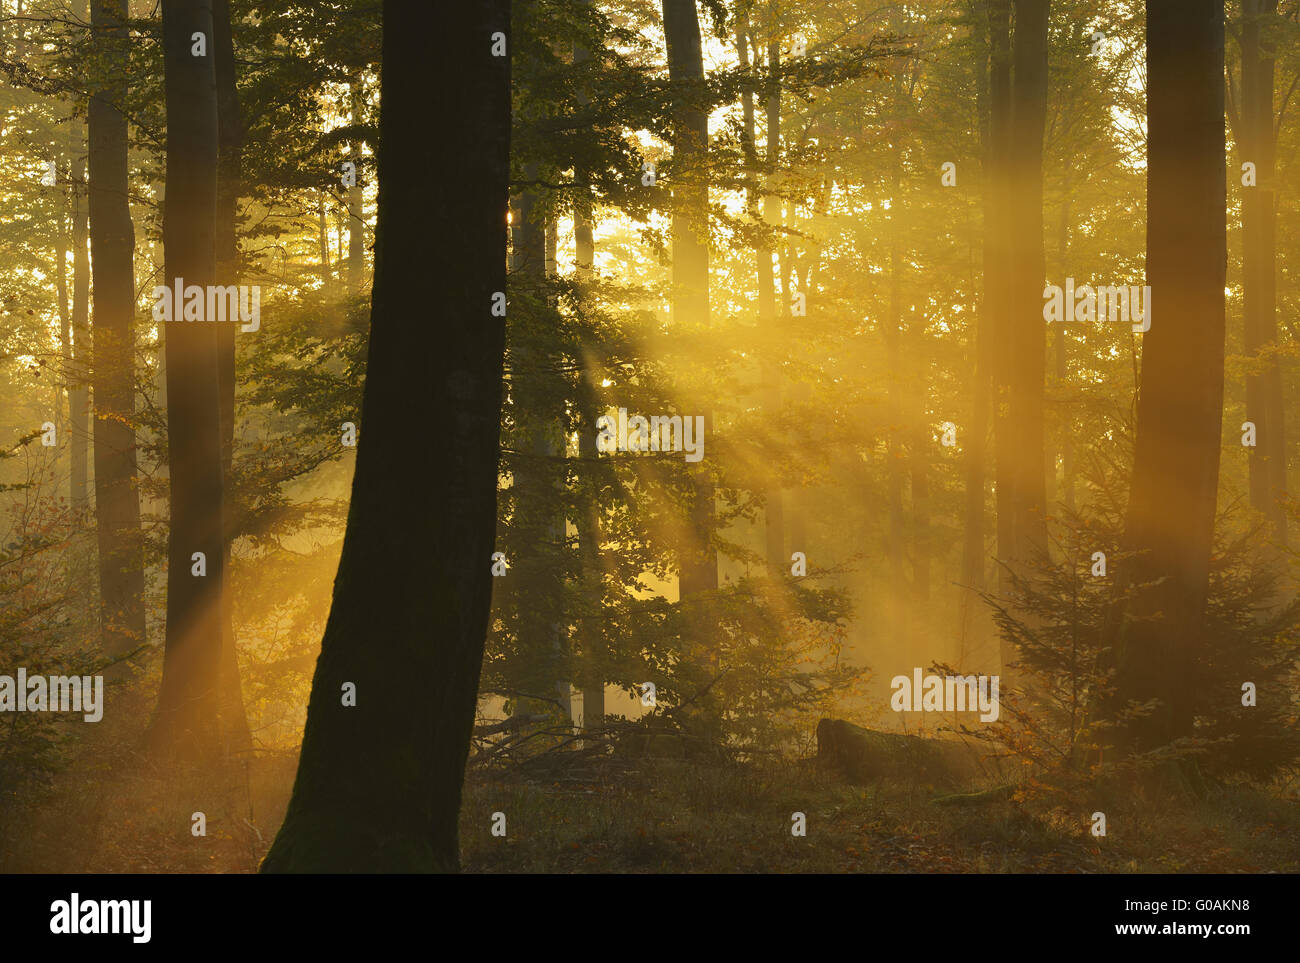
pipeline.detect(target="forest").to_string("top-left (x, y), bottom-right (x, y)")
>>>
top-left (0, 0), bottom-right (1298, 876)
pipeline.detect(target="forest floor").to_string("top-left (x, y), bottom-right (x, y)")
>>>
top-left (3, 695), bottom-right (1298, 873)
top-left (457, 758), bottom-right (1300, 873)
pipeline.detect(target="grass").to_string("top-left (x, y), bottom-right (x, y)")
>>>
top-left (4, 700), bottom-right (1298, 873)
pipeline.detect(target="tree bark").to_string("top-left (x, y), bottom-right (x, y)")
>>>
top-left (56, 167), bottom-right (70, 483)
top-left (261, 0), bottom-right (511, 872)
top-left (987, 0), bottom-right (1014, 611)
top-left (663, 0), bottom-right (718, 623)
top-left (1055, 179), bottom-right (1074, 511)
top-left (761, 38), bottom-right (784, 573)
top-left (152, 0), bottom-right (226, 755)
top-left (88, 0), bottom-right (147, 662)
top-left (1005, 0), bottom-right (1050, 573)
top-left (959, 0), bottom-right (994, 657)
top-left (317, 196), bottom-right (332, 283)
top-left (211, 0), bottom-right (252, 755)
top-left (1241, 0), bottom-right (1285, 545)
top-left (71, 156), bottom-right (90, 517)
top-left (573, 10), bottom-right (605, 729)
top-left (1113, 0), bottom-right (1226, 753)
top-left (509, 172), bottom-right (569, 719)
top-left (347, 82), bottom-right (366, 293)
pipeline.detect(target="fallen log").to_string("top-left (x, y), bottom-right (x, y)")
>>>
top-left (816, 718), bottom-right (987, 788)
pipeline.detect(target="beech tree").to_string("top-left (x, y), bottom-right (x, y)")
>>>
top-left (262, 0), bottom-right (511, 872)
top-left (662, 0), bottom-right (717, 615)
top-left (152, 0), bottom-right (227, 754)
top-left (1235, 0), bottom-right (1286, 546)
top-left (1113, 0), bottom-right (1227, 754)
top-left (87, 0), bottom-right (146, 661)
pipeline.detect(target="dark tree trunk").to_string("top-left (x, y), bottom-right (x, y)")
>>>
top-left (1055, 180), bottom-right (1074, 511)
top-left (1005, 0), bottom-right (1050, 573)
top-left (211, 0), bottom-right (252, 755)
top-left (1240, 0), bottom-right (1285, 545)
top-left (317, 197), bottom-right (332, 284)
top-left (88, 0), bottom-right (146, 662)
top-left (347, 82), bottom-right (365, 293)
top-left (662, 0), bottom-right (718, 608)
top-left (761, 38), bottom-right (784, 573)
top-left (959, 0), bottom-right (994, 657)
top-left (987, 0), bottom-right (1014, 612)
top-left (885, 157), bottom-right (909, 640)
top-left (573, 14), bottom-right (604, 728)
top-left (153, 0), bottom-right (226, 755)
top-left (739, 17), bottom-right (786, 575)
top-left (908, 327), bottom-right (931, 605)
top-left (508, 171), bottom-right (569, 718)
top-left (261, 0), bottom-right (510, 872)
top-left (1113, 0), bottom-right (1226, 753)
top-left (71, 156), bottom-right (90, 516)
top-left (56, 170), bottom-right (70, 471)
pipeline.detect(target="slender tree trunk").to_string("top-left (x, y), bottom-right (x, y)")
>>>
top-left (508, 169), bottom-right (569, 719)
top-left (885, 154), bottom-right (908, 652)
top-left (212, 0), bottom-right (252, 754)
top-left (761, 38), bottom-right (785, 573)
top-left (572, 14), bottom-right (605, 728)
top-left (1241, 0), bottom-right (1285, 545)
top-left (1055, 179), bottom-right (1074, 511)
top-left (335, 205), bottom-right (345, 269)
top-left (88, 0), bottom-right (146, 662)
top-left (56, 172), bottom-right (70, 467)
top-left (347, 82), bottom-right (365, 293)
top-left (663, 0), bottom-right (718, 613)
top-left (987, 0), bottom-right (1014, 611)
top-left (1005, 0), bottom-right (1050, 573)
top-left (908, 329), bottom-right (931, 605)
top-left (153, 0), bottom-right (226, 756)
top-left (1113, 0), bottom-right (1226, 754)
top-left (262, 0), bottom-right (510, 871)
top-left (959, 0), bottom-right (993, 658)
top-left (318, 197), bottom-right (332, 283)
top-left (71, 155), bottom-right (90, 516)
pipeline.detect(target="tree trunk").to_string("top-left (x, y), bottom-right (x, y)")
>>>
top-left (761, 38), bottom-right (784, 573)
top-left (959, 0), bottom-right (994, 658)
top-left (347, 82), bottom-right (365, 293)
top-left (1055, 178), bottom-right (1074, 511)
top-left (1113, 0), bottom-right (1226, 753)
top-left (573, 15), bottom-right (604, 729)
top-left (663, 0), bottom-right (718, 619)
top-left (884, 141), bottom-right (909, 655)
top-left (152, 0), bottom-right (226, 756)
top-left (508, 172), bottom-right (569, 719)
top-left (88, 0), bottom-right (147, 662)
top-left (261, 0), bottom-right (510, 872)
top-left (317, 196), bottom-right (332, 283)
top-left (1005, 0), bottom-right (1050, 573)
top-left (71, 156), bottom-right (90, 517)
top-left (56, 168), bottom-right (70, 476)
top-left (212, 0), bottom-right (252, 755)
top-left (1241, 0), bottom-right (1285, 546)
top-left (987, 0), bottom-right (1014, 612)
